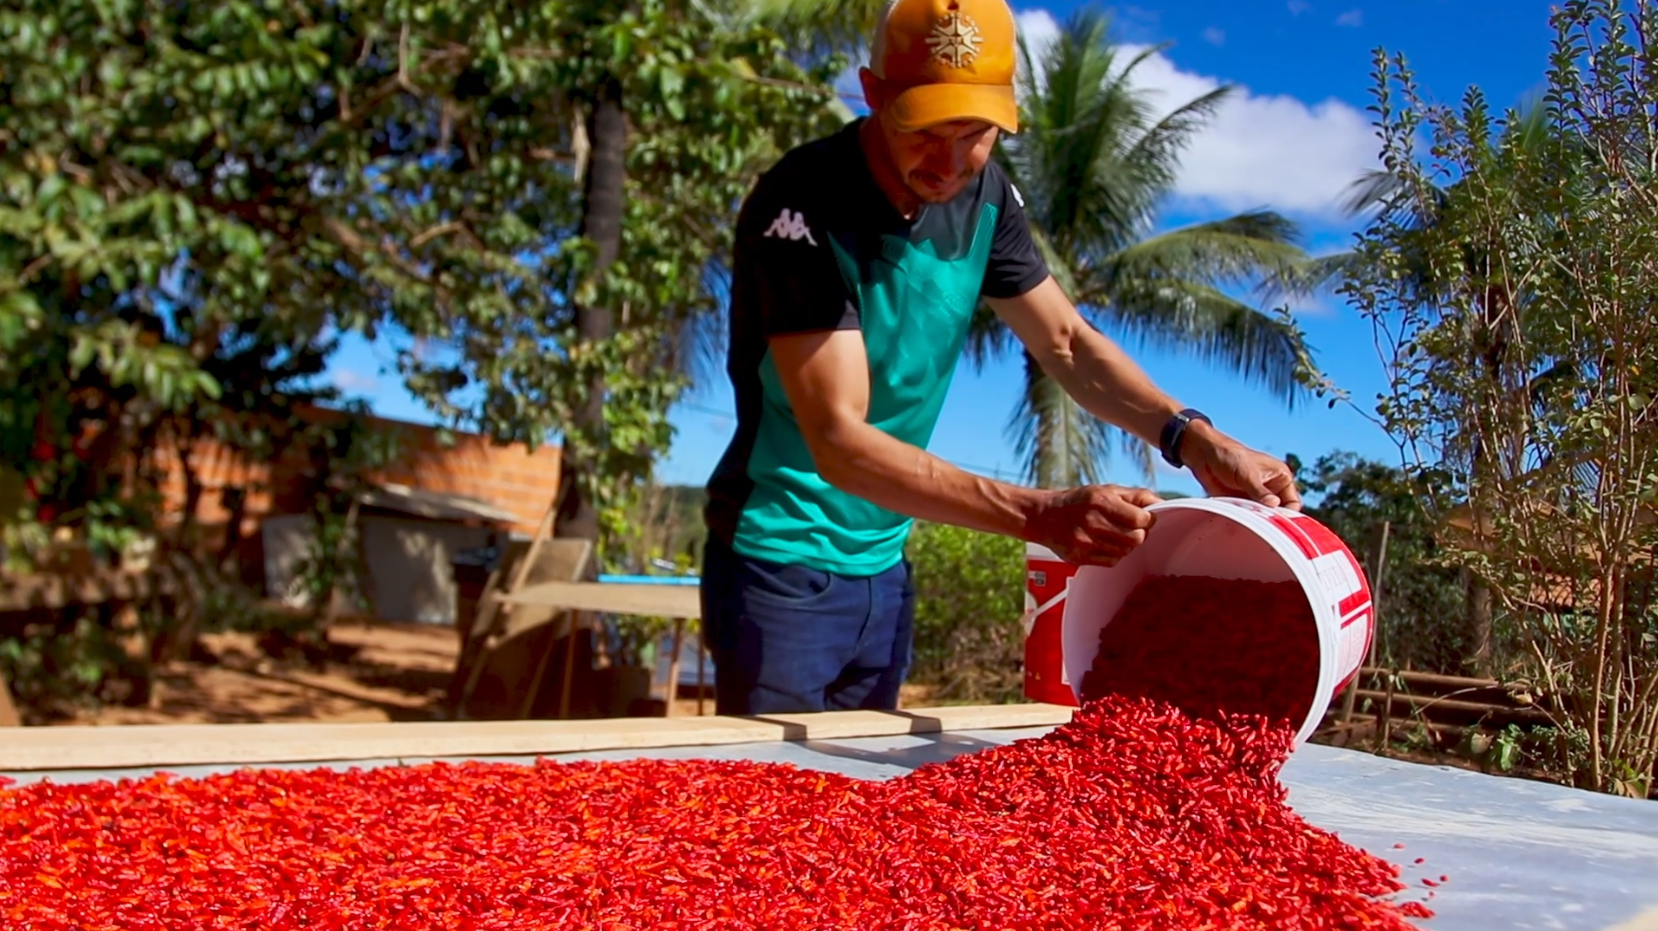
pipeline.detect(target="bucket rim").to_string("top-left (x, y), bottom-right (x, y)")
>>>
top-left (1025, 542), bottom-right (1063, 561)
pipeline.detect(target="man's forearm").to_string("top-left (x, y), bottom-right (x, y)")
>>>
top-left (1044, 325), bottom-right (1263, 490)
top-left (809, 421), bottom-right (1046, 539)
top-left (1044, 326), bottom-right (1185, 445)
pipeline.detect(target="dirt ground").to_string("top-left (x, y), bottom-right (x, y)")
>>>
top-left (53, 620), bottom-right (934, 727)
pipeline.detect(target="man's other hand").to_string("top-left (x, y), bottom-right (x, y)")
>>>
top-left (1027, 485), bottom-right (1163, 566)
top-left (1182, 423), bottom-right (1303, 511)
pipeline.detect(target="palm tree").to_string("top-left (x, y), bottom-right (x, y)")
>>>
top-left (977, 10), bottom-right (1312, 487)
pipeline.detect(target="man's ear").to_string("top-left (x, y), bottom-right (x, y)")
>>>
top-left (857, 67), bottom-right (884, 112)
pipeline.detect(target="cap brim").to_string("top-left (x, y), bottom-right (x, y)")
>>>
top-left (886, 82), bottom-right (1019, 134)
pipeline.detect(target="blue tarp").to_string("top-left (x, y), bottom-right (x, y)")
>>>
top-left (597, 574), bottom-right (700, 586)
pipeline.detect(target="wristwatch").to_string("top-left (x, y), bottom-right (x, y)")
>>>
top-left (1159, 409), bottom-right (1212, 469)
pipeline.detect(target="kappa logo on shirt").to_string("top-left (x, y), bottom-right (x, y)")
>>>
top-left (763, 208), bottom-right (817, 246)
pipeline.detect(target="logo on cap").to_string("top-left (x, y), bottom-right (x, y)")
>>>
top-left (926, 12), bottom-right (983, 68)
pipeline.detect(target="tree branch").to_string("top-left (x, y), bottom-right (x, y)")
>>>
top-left (409, 220), bottom-right (474, 249)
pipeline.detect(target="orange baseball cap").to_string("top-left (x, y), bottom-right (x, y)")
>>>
top-left (869, 0), bottom-right (1020, 134)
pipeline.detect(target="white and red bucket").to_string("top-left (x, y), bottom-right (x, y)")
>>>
top-left (1021, 497), bottom-right (1374, 745)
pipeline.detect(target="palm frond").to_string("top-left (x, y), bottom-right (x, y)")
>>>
top-left (1258, 251), bottom-right (1362, 304)
top-left (1030, 225), bottom-right (1081, 300)
top-left (1100, 281), bottom-right (1309, 406)
top-left (1002, 10), bottom-right (1244, 266)
top-left (1340, 169), bottom-right (1412, 218)
top-left (1005, 10), bottom-right (1178, 254)
top-left (1095, 212), bottom-right (1305, 301)
top-left (991, 7), bottom-right (1312, 484)
top-left (1115, 85), bottom-right (1231, 191)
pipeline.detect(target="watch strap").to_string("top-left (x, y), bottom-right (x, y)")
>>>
top-left (1159, 409), bottom-right (1212, 469)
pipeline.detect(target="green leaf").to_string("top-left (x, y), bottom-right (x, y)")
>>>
top-left (659, 65), bottom-right (685, 119)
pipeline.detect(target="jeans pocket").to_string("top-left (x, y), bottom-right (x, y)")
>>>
top-left (739, 557), bottom-right (837, 609)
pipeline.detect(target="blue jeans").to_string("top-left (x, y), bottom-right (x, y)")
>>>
top-left (700, 536), bottom-right (915, 715)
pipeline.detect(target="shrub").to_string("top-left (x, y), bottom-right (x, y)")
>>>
top-left (905, 522), bottom-right (1026, 704)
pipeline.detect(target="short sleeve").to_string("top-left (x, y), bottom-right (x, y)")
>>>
top-left (981, 173), bottom-right (1051, 300)
top-left (732, 172), bottom-right (859, 338)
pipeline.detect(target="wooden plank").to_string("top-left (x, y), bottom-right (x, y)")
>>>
top-left (1354, 689), bottom-right (1552, 723)
top-left (0, 703), bottom-right (1076, 773)
top-left (0, 670), bottom-right (19, 728)
top-left (451, 538), bottom-right (592, 719)
top-left (501, 580), bottom-right (702, 619)
top-left (1321, 713), bottom-right (1466, 738)
top-left (1359, 667), bottom-right (1502, 691)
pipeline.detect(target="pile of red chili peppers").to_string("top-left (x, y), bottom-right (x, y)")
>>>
top-left (1081, 574), bottom-right (1323, 726)
top-left (1, 575), bottom-right (1434, 930)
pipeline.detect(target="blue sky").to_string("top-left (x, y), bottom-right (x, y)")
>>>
top-left (324, 0), bottom-right (1561, 495)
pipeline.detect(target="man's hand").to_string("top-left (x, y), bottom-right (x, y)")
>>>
top-left (1181, 422), bottom-right (1303, 511)
top-left (1026, 485), bottom-right (1163, 566)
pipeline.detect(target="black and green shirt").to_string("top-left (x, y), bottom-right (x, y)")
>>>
top-left (705, 119), bottom-right (1050, 576)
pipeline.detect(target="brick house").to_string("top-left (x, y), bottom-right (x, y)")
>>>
top-left (155, 406), bottom-right (562, 624)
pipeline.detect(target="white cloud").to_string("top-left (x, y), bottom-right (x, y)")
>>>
top-left (1336, 8), bottom-right (1364, 27)
top-left (1202, 26), bottom-right (1226, 46)
top-left (1014, 9), bottom-right (1378, 220)
top-left (1287, 0), bottom-right (1310, 14)
top-left (1016, 8), bottom-right (1062, 57)
top-left (333, 368), bottom-right (380, 393)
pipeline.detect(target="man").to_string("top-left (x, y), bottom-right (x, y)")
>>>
top-left (701, 0), bottom-right (1301, 716)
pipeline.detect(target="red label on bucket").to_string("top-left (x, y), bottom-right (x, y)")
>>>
top-left (1231, 501), bottom-right (1375, 691)
top-left (1023, 547), bottom-right (1079, 706)
top-left (1282, 514), bottom-right (1374, 690)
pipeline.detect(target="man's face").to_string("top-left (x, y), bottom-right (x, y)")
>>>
top-left (861, 71), bottom-right (1000, 204)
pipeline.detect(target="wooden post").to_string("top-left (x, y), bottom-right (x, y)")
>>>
top-left (514, 540), bottom-right (594, 721)
top-left (555, 612), bottom-right (585, 719)
top-left (696, 627), bottom-right (707, 717)
top-left (0, 669), bottom-right (20, 727)
top-left (664, 617), bottom-right (685, 718)
top-left (519, 610), bottom-right (572, 721)
top-left (449, 500), bottom-right (560, 716)
top-left (1378, 671), bottom-right (1396, 753)
top-left (1368, 519), bottom-right (1392, 667)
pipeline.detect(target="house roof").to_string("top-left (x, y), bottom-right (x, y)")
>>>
top-left (358, 483), bottom-right (521, 526)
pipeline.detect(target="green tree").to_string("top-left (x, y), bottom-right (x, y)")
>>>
top-left (534, 1), bottom-right (854, 546)
top-left (1307, 105), bottom-right (1555, 674)
top-left (0, 0), bottom-right (850, 710)
top-left (1334, 0), bottom-right (1658, 795)
top-left (0, 0), bottom-right (847, 566)
top-left (970, 10), bottom-right (1313, 487)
